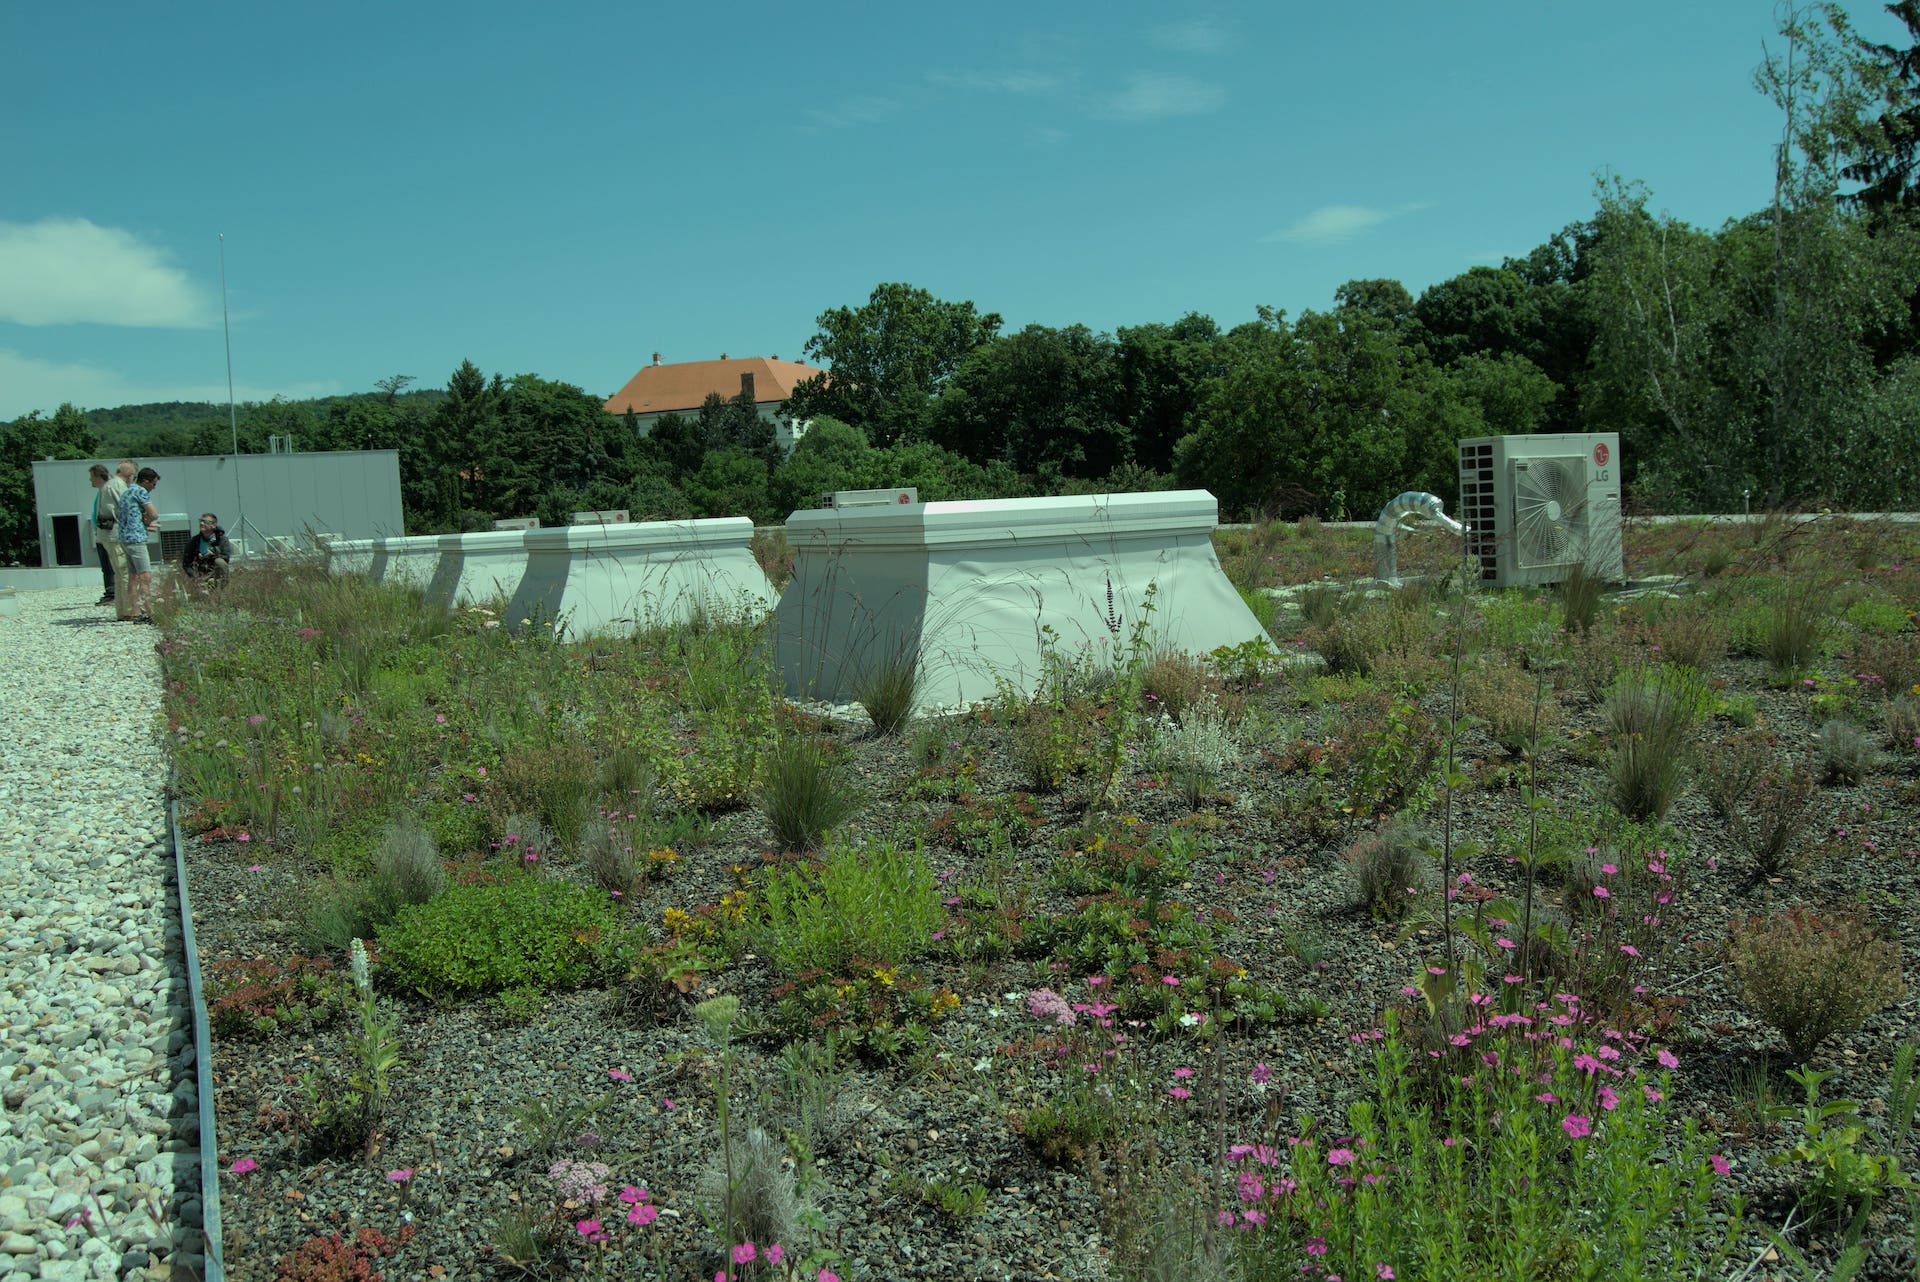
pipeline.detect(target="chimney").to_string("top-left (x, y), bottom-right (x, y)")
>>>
top-left (651, 352), bottom-right (661, 366)
top-left (740, 371), bottom-right (757, 403)
top-left (720, 352), bottom-right (728, 360)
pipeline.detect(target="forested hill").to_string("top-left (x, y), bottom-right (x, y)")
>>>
top-left (87, 389), bottom-right (447, 458)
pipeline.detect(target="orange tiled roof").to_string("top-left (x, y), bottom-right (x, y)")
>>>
top-left (603, 356), bottom-right (824, 417)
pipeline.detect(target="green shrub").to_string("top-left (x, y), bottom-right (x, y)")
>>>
top-left (493, 740), bottom-right (598, 853)
top-left (1699, 728), bottom-right (1779, 818)
top-left (756, 835), bottom-right (941, 975)
top-left (1855, 633), bottom-right (1920, 698)
top-left (757, 733), bottom-right (864, 853)
top-left (1464, 660), bottom-right (1559, 756)
top-left (1889, 694), bottom-right (1920, 751)
top-left (1645, 600), bottom-right (1727, 671)
top-left (1476, 590), bottom-right (1559, 656)
top-left (1841, 594), bottom-right (1909, 637)
top-left (1735, 765), bottom-right (1821, 876)
top-left (1729, 908), bottom-right (1906, 1063)
top-left (379, 876), bottom-right (621, 997)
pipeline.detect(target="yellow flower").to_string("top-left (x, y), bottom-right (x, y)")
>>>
top-left (662, 907), bottom-right (692, 936)
top-left (871, 967), bottom-right (895, 987)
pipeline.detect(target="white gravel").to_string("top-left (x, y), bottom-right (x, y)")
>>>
top-left (0, 588), bottom-right (199, 1281)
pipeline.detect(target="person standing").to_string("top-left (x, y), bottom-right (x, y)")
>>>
top-left (116, 466), bottom-right (162, 624)
top-left (87, 464), bottom-right (126, 606)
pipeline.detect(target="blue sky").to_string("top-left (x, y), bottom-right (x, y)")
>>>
top-left (1, 1), bottom-right (1907, 421)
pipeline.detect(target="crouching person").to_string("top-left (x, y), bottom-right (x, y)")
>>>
top-left (182, 512), bottom-right (233, 588)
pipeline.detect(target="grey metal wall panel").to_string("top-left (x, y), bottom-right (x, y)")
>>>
top-left (28, 451), bottom-right (404, 567)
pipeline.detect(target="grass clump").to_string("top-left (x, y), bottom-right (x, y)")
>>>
top-left (1558, 561), bottom-right (1606, 634)
top-left (757, 733), bottom-right (865, 852)
top-left (378, 876), bottom-right (621, 997)
top-left (1603, 665), bottom-right (1709, 820)
top-left (1761, 579), bottom-right (1831, 675)
top-left (849, 638), bottom-right (923, 736)
top-left (1815, 719), bottom-right (1878, 785)
top-left (756, 834), bottom-right (941, 974)
top-left (1728, 907), bottom-right (1905, 1063)
top-left (1343, 818), bottom-right (1429, 920)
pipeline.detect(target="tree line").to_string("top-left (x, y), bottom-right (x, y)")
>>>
top-left (6, 3), bottom-right (1917, 564)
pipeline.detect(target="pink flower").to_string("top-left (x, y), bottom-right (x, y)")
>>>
top-left (1168, 1085), bottom-right (1191, 1100)
top-left (1216, 1209), bottom-right (1236, 1227)
top-left (1598, 1086), bottom-right (1620, 1112)
top-left (608, 1068), bottom-right (632, 1081)
top-left (387, 1168), bottom-right (413, 1182)
top-left (1710, 1153), bottom-right (1731, 1175)
top-left (229, 1157), bottom-right (257, 1175)
top-left (1173, 1066), bottom-right (1194, 1078)
top-left (236, 832), bottom-right (251, 843)
top-left (733, 1242), bottom-right (758, 1264)
top-left (1600, 862), bottom-right (1617, 875)
top-left (1162, 974), bottom-right (1180, 986)
top-left (1327, 1148), bottom-right (1355, 1166)
top-left (575, 1219), bottom-right (605, 1241)
top-left (1656, 1048), bottom-right (1679, 1069)
top-left (619, 1186), bottom-right (647, 1204)
top-left (1592, 885), bottom-right (1610, 899)
top-left (819, 1271), bottom-right (842, 1282)
top-left (1251, 1062), bottom-right (1272, 1084)
top-left (1086, 975), bottom-right (1108, 987)
top-left (1378, 1267), bottom-right (1397, 1280)
top-left (1562, 1114), bottom-right (1592, 1139)
top-left (1495, 938), bottom-right (1516, 950)
top-left (1307, 1237), bottom-right (1329, 1256)
top-left (765, 1245), bottom-right (785, 1265)
top-left (1643, 1085), bottom-right (1663, 1103)
top-left (628, 1203), bottom-right (659, 1226)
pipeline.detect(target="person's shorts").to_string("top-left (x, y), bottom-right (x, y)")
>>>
top-left (123, 542), bottom-right (152, 574)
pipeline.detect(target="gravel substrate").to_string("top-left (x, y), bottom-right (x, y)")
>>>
top-left (0, 587), bottom-right (201, 1282)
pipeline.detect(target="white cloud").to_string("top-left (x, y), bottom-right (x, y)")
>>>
top-left (1263, 205), bottom-right (1394, 245)
top-left (928, 69), bottom-right (1061, 95)
top-left (1093, 73), bottom-right (1226, 121)
top-left (0, 348), bottom-right (338, 422)
top-left (1150, 18), bottom-right (1231, 55)
top-left (801, 95), bottom-right (898, 131)
top-left (0, 218), bottom-right (215, 328)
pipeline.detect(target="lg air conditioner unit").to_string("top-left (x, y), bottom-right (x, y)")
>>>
top-left (1457, 433), bottom-right (1623, 589)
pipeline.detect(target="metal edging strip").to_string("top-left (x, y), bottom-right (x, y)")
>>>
top-left (170, 799), bottom-right (225, 1281)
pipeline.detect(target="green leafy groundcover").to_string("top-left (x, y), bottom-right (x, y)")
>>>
top-left (378, 877), bottom-right (621, 996)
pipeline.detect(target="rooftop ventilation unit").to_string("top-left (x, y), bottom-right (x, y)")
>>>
top-left (821, 488), bottom-right (918, 510)
top-left (1457, 433), bottom-right (1622, 589)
